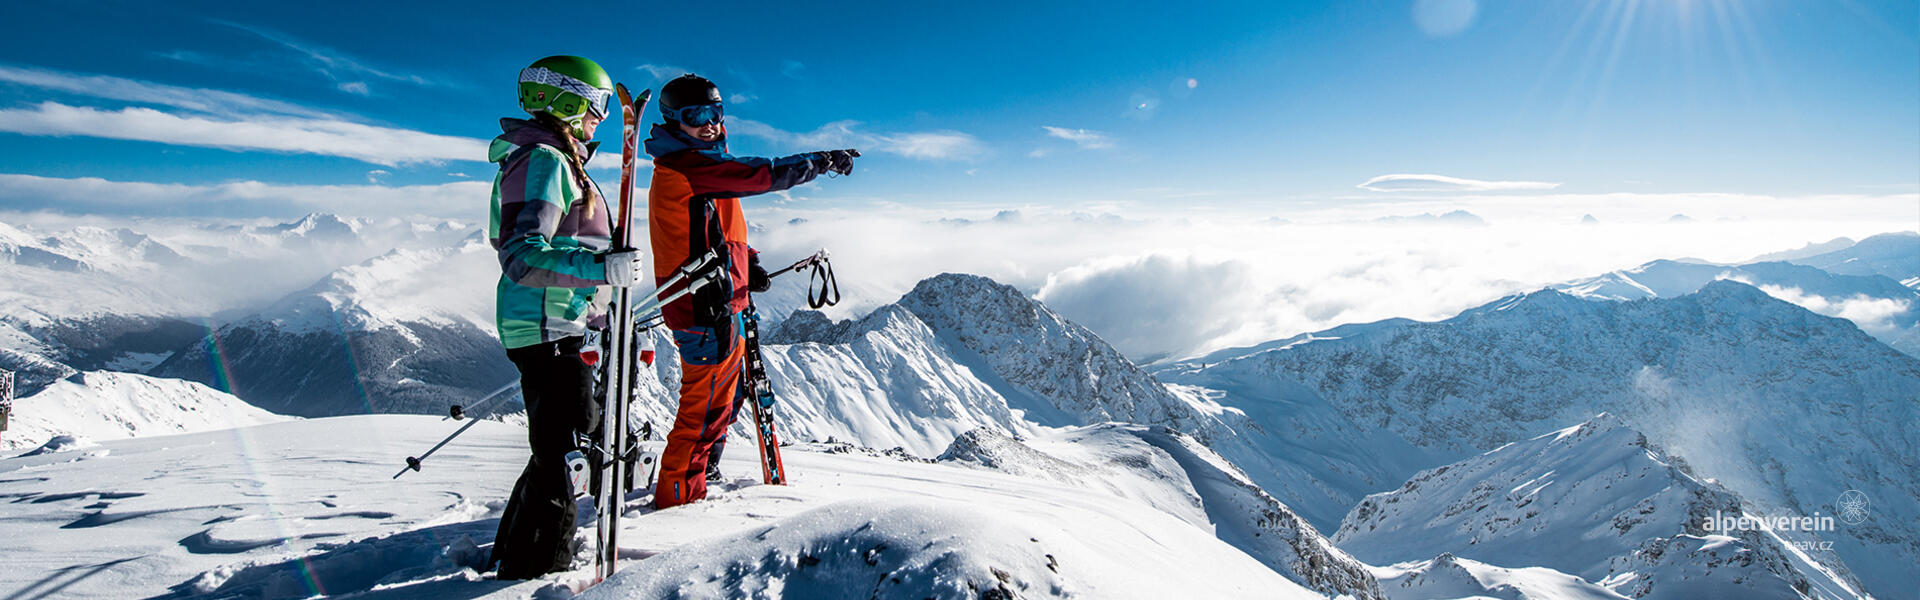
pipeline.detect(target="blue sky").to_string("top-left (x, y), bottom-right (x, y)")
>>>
top-left (0, 0), bottom-right (1915, 218)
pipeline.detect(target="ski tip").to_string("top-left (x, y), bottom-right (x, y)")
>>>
top-left (636, 88), bottom-right (652, 101)
top-left (615, 83), bottom-right (633, 105)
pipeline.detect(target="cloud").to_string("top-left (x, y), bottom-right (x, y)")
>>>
top-left (1746, 283), bottom-right (1913, 334)
top-left (366, 169), bottom-right (389, 183)
top-left (635, 63), bottom-right (690, 82)
top-left (0, 102), bottom-right (486, 166)
top-left (1041, 126), bottom-right (1114, 150)
top-left (0, 173), bottom-right (489, 219)
top-left (1037, 254), bottom-right (1262, 361)
top-left (1357, 173), bottom-right (1562, 192)
top-left (780, 60), bottom-right (806, 79)
top-left (738, 198), bottom-right (1912, 363)
top-left (729, 118), bottom-right (986, 161)
top-left (1412, 0), bottom-right (1479, 37)
top-left (0, 64), bottom-right (339, 118)
top-left (213, 20), bottom-right (437, 92)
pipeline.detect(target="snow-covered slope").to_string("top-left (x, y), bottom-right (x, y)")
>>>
top-left (1370, 553), bottom-right (1629, 600)
top-left (149, 233), bottom-right (518, 416)
top-left (0, 415), bottom-right (1326, 600)
top-left (2, 370), bottom-right (287, 451)
top-left (1182, 280), bottom-right (1917, 597)
top-left (1788, 231), bottom-right (1919, 283)
top-left (0, 214), bottom-right (478, 399)
top-left (1747, 236), bottom-right (1857, 264)
top-left (768, 274), bottom-right (1438, 532)
top-left (1553, 258), bottom-right (1920, 356)
top-left (756, 305), bottom-right (1033, 457)
top-left (938, 425), bottom-right (1385, 599)
top-left (1335, 414), bottom-right (1863, 599)
top-left (894, 273), bottom-right (1207, 432)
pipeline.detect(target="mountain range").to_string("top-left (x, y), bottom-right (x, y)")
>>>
top-left (4, 216), bottom-right (1917, 598)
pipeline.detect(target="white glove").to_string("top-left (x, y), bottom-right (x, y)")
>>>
top-left (603, 250), bottom-right (644, 287)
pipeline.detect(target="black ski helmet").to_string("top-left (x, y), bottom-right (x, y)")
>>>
top-left (659, 74), bottom-right (722, 121)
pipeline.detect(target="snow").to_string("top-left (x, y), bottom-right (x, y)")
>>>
top-left (1370, 553), bottom-right (1629, 600)
top-left (3, 370), bottom-right (287, 451)
top-left (1550, 256), bottom-right (1920, 356)
top-left (0, 416), bottom-right (1322, 600)
top-left (1333, 414), bottom-right (1862, 599)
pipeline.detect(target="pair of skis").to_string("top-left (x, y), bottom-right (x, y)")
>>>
top-left (594, 83), bottom-right (648, 583)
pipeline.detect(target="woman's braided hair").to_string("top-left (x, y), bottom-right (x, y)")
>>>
top-left (533, 113), bottom-right (599, 220)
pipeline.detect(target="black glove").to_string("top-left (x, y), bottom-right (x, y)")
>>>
top-left (819, 149), bottom-right (860, 176)
top-left (747, 254), bottom-right (771, 293)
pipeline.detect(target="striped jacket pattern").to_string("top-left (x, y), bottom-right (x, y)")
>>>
top-left (487, 118), bottom-right (613, 349)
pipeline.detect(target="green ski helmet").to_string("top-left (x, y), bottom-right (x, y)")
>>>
top-left (517, 55), bottom-right (613, 140)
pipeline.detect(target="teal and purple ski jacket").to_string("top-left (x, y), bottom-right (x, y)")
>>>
top-left (487, 118), bottom-right (614, 349)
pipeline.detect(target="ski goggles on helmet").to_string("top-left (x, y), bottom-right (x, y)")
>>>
top-left (584, 91), bottom-right (610, 120)
top-left (669, 102), bottom-right (724, 127)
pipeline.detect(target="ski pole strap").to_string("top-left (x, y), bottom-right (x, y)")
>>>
top-left (768, 249), bottom-right (839, 309)
top-left (807, 256), bottom-right (838, 309)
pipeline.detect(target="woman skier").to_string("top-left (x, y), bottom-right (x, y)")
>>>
top-left (645, 73), bottom-right (857, 509)
top-left (484, 55), bottom-right (645, 579)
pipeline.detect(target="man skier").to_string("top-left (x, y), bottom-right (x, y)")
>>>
top-left (484, 55), bottom-right (645, 579)
top-left (645, 74), bottom-right (857, 508)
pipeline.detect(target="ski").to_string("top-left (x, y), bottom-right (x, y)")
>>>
top-left (594, 83), bottom-right (649, 582)
top-left (740, 304), bottom-right (787, 485)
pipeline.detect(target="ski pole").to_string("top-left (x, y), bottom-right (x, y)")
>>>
top-left (392, 380), bottom-right (522, 479)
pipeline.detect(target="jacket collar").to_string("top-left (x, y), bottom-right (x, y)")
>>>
top-left (644, 122), bottom-right (728, 159)
top-left (491, 117), bottom-right (596, 163)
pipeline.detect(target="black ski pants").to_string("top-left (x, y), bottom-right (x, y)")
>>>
top-left (489, 336), bottom-right (601, 579)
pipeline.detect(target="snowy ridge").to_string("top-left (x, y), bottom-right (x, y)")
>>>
top-left (894, 274), bottom-right (1207, 433)
top-left (147, 233), bottom-right (516, 416)
top-left (1184, 280), bottom-right (1918, 596)
top-left (1552, 258), bottom-right (1920, 356)
top-left (1335, 414), bottom-right (1862, 599)
top-left (1787, 231), bottom-right (1919, 282)
top-left (2, 370), bottom-right (287, 451)
top-left (766, 273), bottom-right (1438, 534)
top-left (1370, 553), bottom-right (1628, 600)
top-left (938, 425), bottom-right (1385, 599)
top-left (757, 304), bottom-right (1031, 457)
top-left (0, 214), bottom-right (480, 399)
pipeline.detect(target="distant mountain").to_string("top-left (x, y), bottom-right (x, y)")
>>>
top-left (149, 236), bottom-right (518, 416)
top-left (1551, 258), bottom-right (1920, 356)
top-left (1748, 236), bottom-right (1857, 263)
top-left (1175, 280), bottom-right (1917, 596)
top-left (3, 370), bottom-right (287, 452)
top-left (1374, 210), bottom-right (1488, 226)
top-left (1788, 231), bottom-right (1920, 284)
top-left (1335, 414), bottom-right (1864, 599)
top-left (0, 214), bottom-right (482, 399)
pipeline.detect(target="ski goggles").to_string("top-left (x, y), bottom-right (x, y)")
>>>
top-left (585, 92), bottom-right (610, 120)
top-left (669, 103), bottom-right (724, 127)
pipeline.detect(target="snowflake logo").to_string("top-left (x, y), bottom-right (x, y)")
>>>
top-left (1838, 490), bottom-right (1870, 526)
